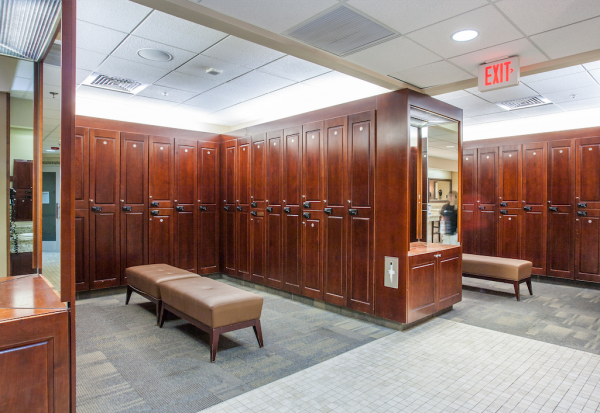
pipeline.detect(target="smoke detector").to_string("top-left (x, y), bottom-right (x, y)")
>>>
top-left (496, 95), bottom-right (551, 111)
top-left (206, 68), bottom-right (222, 76)
top-left (82, 72), bottom-right (148, 94)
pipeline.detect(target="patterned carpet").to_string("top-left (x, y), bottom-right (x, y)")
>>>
top-left (75, 279), bottom-right (394, 413)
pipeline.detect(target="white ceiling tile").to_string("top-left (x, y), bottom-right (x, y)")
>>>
top-left (227, 71), bottom-right (295, 96)
top-left (77, 20), bottom-right (128, 54)
top-left (257, 56), bottom-right (331, 82)
top-left (176, 55), bottom-right (252, 82)
top-left (76, 69), bottom-right (92, 85)
top-left (556, 97), bottom-right (600, 112)
top-left (470, 111), bottom-right (521, 123)
top-left (77, 0), bottom-right (152, 33)
top-left (495, 0), bottom-right (600, 36)
top-left (512, 103), bottom-right (565, 118)
top-left (154, 71), bottom-right (223, 94)
top-left (589, 68), bottom-right (600, 85)
top-left (198, 82), bottom-right (262, 103)
top-left (466, 83), bottom-right (539, 103)
top-left (196, 0), bottom-right (338, 34)
top-left (584, 60), bottom-right (600, 71)
top-left (520, 65), bottom-right (584, 83)
top-left (525, 72), bottom-right (598, 95)
top-left (184, 89), bottom-right (240, 112)
top-left (407, 6), bottom-right (523, 59)
top-left (202, 36), bottom-right (285, 69)
top-left (76, 85), bottom-right (133, 103)
top-left (10, 91), bottom-right (24, 99)
top-left (11, 77), bottom-right (29, 92)
top-left (438, 93), bottom-right (491, 109)
top-left (433, 90), bottom-right (472, 101)
top-left (137, 85), bottom-right (196, 103)
top-left (344, 37), bottom-right (440, 75)
top-left (76, 48), bottom-right (108, 71)
top-left (96, 56), bottom-right (170, 84)
top-left (15, 60), bottom-right (33, 79)
top-left (347, 0), bottom-right (488, 34)
top-left (449, 38), bottom-right (547, 76)
top-left (132, 11), bottom-right (227, 53)
top-left (389, 61), bottom-right (474, 88)
top-left (171, 104), bottom-right (216, 118)
top-left (43, 98), bottom-right (61, 111)
top-left (43, 65), bottom-right (61, 87)
top-left (126, 96), bottom-right (178, 110)
top-left (111, 36), bottom-right (197, 70)
top-left (530, 17), bottom-right (600, 59)
top-left (543, 85), bottom-right (600, 104)
top-left (43, 109), bottom-right (60, 119)
top-left (462, 101), bottom-right (505, 117)
top-left (42, 118), bottom-right (60, 129)
top-left (23, 92), bottom-right (34, 100)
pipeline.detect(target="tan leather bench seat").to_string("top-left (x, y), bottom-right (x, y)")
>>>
top-left (126, 264), bottom-right (198, 299)
top-left (463, 254), bottom-right (532, 281)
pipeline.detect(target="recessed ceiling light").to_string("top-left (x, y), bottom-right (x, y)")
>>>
top-left (452, 30), bottom-right (478, 42)
top-left (206, 68), bottom-right (222, 76)
top-left (446, 145), bottom-right (455, 148)
top-left (137, 48), bottom-right (173, 62)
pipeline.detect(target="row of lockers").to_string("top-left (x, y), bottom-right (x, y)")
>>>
top-left (462, 136), bottom-right (600, 282)
top-left (73, 127), bottom-right (219, 291)
top-left (219, 111), bottom-right (377, 314)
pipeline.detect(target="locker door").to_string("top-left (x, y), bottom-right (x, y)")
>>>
top-left (522, 142), bottom-right (547, 275)
top-left (74, 127), bottom-right (89, 210)
top-left (251, 134), bottom-right (267, 210)
top-left (476, 147), bottom-right (498, 257)
top-left (222, 141), bottom-right (237, 276)
top-left (266, 130), bottom-right (283, 289)
top-left (498, 145), bottom-right (521, 258)
top-left (174, 138), bottom-right (197, 273)
top-left (198, 142), bottom-right (219, 274)
top-left (75, 209), bottom-right (89, 291)
top-left (498, 209), bottom-right (521, 260)
top-left (149, 136), bottom-right (174, 208)
top-left (303, 121), bottom-right (324, 211)
top-left (547, 139), bottom-right (575, 279)
top-left (302, 212), bottom-right (323, 300)
top-left (576, 210), bottom-right (600, 282)
top-left (576, 137), bottom-right (600, 210)
top-left (120, 133), bottom-right (148, 284)
top-left (89, 129), bottom-right (120, 289)
top-left (237, 138), bottom-right (251, 280)
top-left (149, 209), bottom-right (174, 265)
top-left (461, 149), bottom-right (477, 253)
top-left (250, 134), bottom-right (267, 284)
top-left (282, 127), bottom-right (302, 294)
top-left (347, 112), bottom-right (375, 314)
top-left (250, 213), bottom-right (266, 284)
top-left (323, 117), bottom-right (347, 307)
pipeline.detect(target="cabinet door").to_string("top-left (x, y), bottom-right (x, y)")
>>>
top-left (437, 248), bottom-right (462, 310)
top-left (461, 149), bottom-right (477, 254)
top-left (323, 117), bottom-right (347, 307)
top-left (89, 129), bottom-right (120, 289)
top-left (522, 142), bottom-right (547, 275)
top-left (198, 143), bottom-right (219, 274)
top-left (149, 209), bottom-right (174, 265)
top-left (266, 130), bottom-right (283, 288)
top-left (251, 134), bottom-right (267, 209)
top-left (12, 160), bottom-right (33, 189)
top-left (302, 212), bottom-right (323, 300)
top-left (303, 121), bottom-right (324, 211)
top-left (250, 214), bottom-right (266, 284)
top-left (576, 210), bottom-right (600, 282)
top-left (250, 134), bottom-right (267, 284)
top-left (74, 127), bottom-right (89, 210)
top-left (407, 253), bottom-right (436, 323)
top-left (237, 138), bottom-right (251, 280)
top-left (222, 141), bottom-right (237, 276)
top-left (346, 112), bottom-right (375, 313)
top-left (120, 133), bottom-right (148, 284)
top-left (75, 209), bottom-right (89, 291)
top-left (477, 147), bottom-right (498, 257)
top-left (547, 139), bottom-right (575, 279)
top-left (282, 127), bottom-right (302, 294)
top-left (174, 139), bottom-right (197, 272)
top-left (498, 210), bottom-right (521, 260)
top-left (499, 145), bottom-right (521, 208)
top-left (149, 136), bottom-right (174, 208)
top-left (576, 137), bottom-right (600, 210)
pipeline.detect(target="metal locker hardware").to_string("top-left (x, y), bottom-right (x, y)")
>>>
top-left (266, 207), bottom-right (273, 212)
top-left (478, 206), bottom-right (485, 210)
top-left (121, 199), bottom-right (124, 202)
top-left (25, 195), bottom-right (31, 199)
top-left (324, 200), bottom-right (327, 203)
top-left (334, 131), bottom-right (337, 135)
top-left (589, 220), bottom-right (593, 224)
top-left (523, 206), bottom-right (532, 211)
top-left (284, 207), bottom-right (291, 213)
top-left (324, 208), bottom-right (333, 215)
top-left (122, 206), bottom-right (132, 212)
top-left (462, 206), bottom-right (465, 210)
top-left (590, 147), bottom-right (593, 151)
top-left (303, 201), bottom-right (311, 208)
top-left (251, 211), bottom-right (258, 216)
top-left (237, 206), bottom-right (243, 211)
top-left (103, 141), bottom-right (107, 145)
top-left (500, 202), bottom-right (508, 207)
top-left (311, 223), bottom-right (314, 227)
top-left (500, 210), bottom-right (508, 214)
top-left (303, 212), bottom-right (311, 219)
top-left (360, 127), bottom-right (363, 131)
top-left (133, 144), bottom-right (136, 148)
top-left (559, 150), bottom-right (563, 153)
top-left (199, 206), bottom-right (207, 211)
top-left (149, 196), bottom-right (152, 198)
top-left (578, 211), bottom-right (588, 216)
top-left (578, 203), bottom-right (587, 208)
top-left (548, 200), bottom-right (551, 203)
top-left (266, 200), bottom-right (269, 203)
top-left (150, 201), bottom-right (159, 207)
top-left (151, 210), bottom-right (159, 216)
top-left (349, 209), bottom-right (359, 216)
top-left (523, 200), bottom-right (526, 203)
top-left (91, 206), bottom-right (102, 212)
top-left (251, 202), bottom-right (258, 208)
top-left (348, 200), bottom-right (351, 203)
top-left (175, 200), bottom-right (177, 203)
top-left (26, 190), bottom-right (32, 194)
top-left (549, 207), bottom-right (558, 212)
top-left (224, 206), bottom-right (230, 211)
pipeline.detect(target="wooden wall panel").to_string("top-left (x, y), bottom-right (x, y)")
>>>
top-left (576, 137), bottom-right (600, 209)
top-left (74, 209), bottom-right (89, 291)
top-left (74, 127), bottom-right (89, 210)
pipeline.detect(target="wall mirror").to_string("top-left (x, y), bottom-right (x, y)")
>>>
top-left (409, 106), bottom-right (459, 245)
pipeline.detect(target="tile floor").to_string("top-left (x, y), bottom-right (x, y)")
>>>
top-left (42, 252), bottom-right (61, 292)
top-left (203, 319), bottom-right (600, 413)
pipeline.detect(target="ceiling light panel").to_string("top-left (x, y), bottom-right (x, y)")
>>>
top-left (202, 36), bottom-right (285, 69)
top-left (77, 0), bottom-right (152, 33)
top-left (452, 30), bottom-right (478, 42)
top-left (111, 36), bottom-right (196, 70)
top-left (257, 56), bottom-right (331, 82)
top-left (77, 20), bottom-right (129, 55)
top-left (0, 0), bottom-right (60, 61)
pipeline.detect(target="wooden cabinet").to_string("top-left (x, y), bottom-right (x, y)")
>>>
top-left (461, 149), bottom-right (477, 254)
top-left (149, 208), bottom-right (174, 265)
top-left (302, 211), bottom-right (323, 300)
top-left (12, 159), bottom-right (33, 190)
top-left (477, 147), bottom-right (498, 257)
top-left (576, 210), bottom-right (600, 282)
top-left (149, 136), bottom-right (174, 209)
top-left (221, 141), bottom-right (237, 277)
top-left (265, 130), bottom-right (283, 289)
top-left (75, 209), bottom-right (90, 291)
top-left (303, 121), bottom-right (324, 211)
top-left (250, 134), bottom-right (267, 284)
top-left (13, 160), bottom-right (34, 221)
top-left (174, 138), bottom-right (197, 273)
top-left (74, 127), bottom-right (89, 210)
top-left (237, 138), bottom-right (251, 280)
top-left (498, 209), bottom-right (521, 259)
top-left (198, 142), bottom-right (219, 275)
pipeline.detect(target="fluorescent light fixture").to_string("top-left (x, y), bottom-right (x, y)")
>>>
top-left (46, 149), bottom-right (55, 152)
top-left (137, 48), bottom-right (173, 62)
top-left (446, 145), bottom-right (455, 148)
top-left (452, 30), bottom-right (478, 42)
top-left (0, 0), bottom-right (61, 61)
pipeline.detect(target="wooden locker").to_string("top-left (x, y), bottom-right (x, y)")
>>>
top-left (174, 138), bottom-right (197, 273)
top-left (498, 209), bottom-right (521, 259)
top-left (303, 121), bottom-right (324, 211)
top-left (498, 145), bottom-right (521, 258)
top-left (323, 117), bottom-right (347, 307)
top-left (547, 139), bottom-right (575, 279)
top-left (250, 213), bottom-right (266, 284)
top-left (75, 209), bottom-right (89, 291)
top-left (222, 140), bottom-right (237, 277)
top-left (476, 147), bottom-right (498, 257)
top-left (461, 149), bottom-right (477, 253)
top-left (149, 136), bottom-right (174, 208)
top-left (74, 127), bottom-right (89, 210)
top-left (251, 134), bottom-right (267, 210)
top-left (576, 136), bottom-right (600, 210)
top-left (265, 130), bottom-right (283, 289)
top-left (346, 112), bottom-right (375, 313)
top-left (237, 138), bottom-right (251, 280)
top-left (250, 134), bottom-right (267, 284)
top-left (576, 210), bottom-right (600, 282)
top-left (149, 208), bottom-right (174, 265)
top-left (521, 142), bottom-right (547, 275)
top-left (302, 211), bottom-right (323, 300)
top-left (89, 129), bottom-right (120, 289)
top-left (198, 142), bottom-right (219, 274)
top-left (282, 127), bottom-right (302, 294)
top-left (120, 132), bottom-right (148, 284)
top-left (12, 159), bottom-right (33, 190)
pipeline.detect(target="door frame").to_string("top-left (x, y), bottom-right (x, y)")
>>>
top-left (42, 165), bottom-right (60, 252)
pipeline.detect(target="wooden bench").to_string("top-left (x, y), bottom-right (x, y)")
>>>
top-left (462, 254), bottom-right (533, 301)
top-left (158, 277), bottom-right (264, 362)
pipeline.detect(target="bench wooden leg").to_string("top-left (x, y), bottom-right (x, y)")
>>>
top-left (253, 319), bottom-right (264, 348)
top-left (125, 285), bottom-right (132, 305)
top-left (513, 281), bottom-right (520, 301)
top-left (526, 278), bottom-right (533, 296)
top-left (209, 329), bottom-right (220, 363)
top-left (158, 303), bottom-right (166, 328)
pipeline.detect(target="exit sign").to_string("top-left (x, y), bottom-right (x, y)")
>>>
top-left (478, 56), bottom-right (520, 92)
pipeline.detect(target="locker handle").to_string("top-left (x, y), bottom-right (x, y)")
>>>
top-left (25, 190), bottom-right (32, 194)
top-left (303, 201), bottom-right (311, 208)
top-left (303, 212), bottom-right (311, 219)
top-left (478, 206), bottom-right (485, 210)
top-left (578, 211), bottom-right (587, 217)
top-left (236, 206), bottom-right (243, 211)
top-left (122, 206), bottom-right (132, 212)
top-left (523, 206), bottom-right (532, 211)
top-left (500, 202), bottom-right (508, 207)
top-left (251, 211), bottom-right (258, 216)
top-left (266, 207), bottom-right (273, 213)
top-left (176, 206), bottom-right (184, 212)
top-left (549, 207), bottom-right (558, 212)
top-left (199, 206), bottom-right (207, 211)
top-left (91, 206), bottom-right (102, 212)
top-left (151, 210), bottom-right (159, 216)
top-left (349, 209), bottom-right (358, 216)
top-left (150, 201), bottom-right (159, 207)
top-left (25, 195), bottom-right (32, 199)
top-left (283, 207), bottom-right (291, 213)
top-left (251, 202), bottom-right (258, 208)
top-left (324, 208), bottom-right (333, 215)
top-left (578, 203), bottom-right (587, 208)
top-left (224, 206), bottom-right (230, 211)
top-left (500, 210), bottom-right (508, 215)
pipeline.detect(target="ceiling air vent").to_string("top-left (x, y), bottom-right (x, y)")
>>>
top-left (285, 6), bottom-right (397, 57)
top-left (496, 95), bottom-right (552, 111)
top-left (82, 73), bottom-right (147, 94)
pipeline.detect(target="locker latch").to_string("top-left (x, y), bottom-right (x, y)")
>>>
top-left (91, 206), bottom-right (102, 212)
top-left (578, 211), bottom-right (588, 216)
top-left (549, 207), bottom-right (558, 212)
top-left (303, 212), bottom-right (311, 219)
top-left (150, 201), bottom-right (159, 207)
top-left (176, 206), bottom-right (184, 212)
top-left (251, 202), bottom-right (258, 208)
top-left (151, 210), bottom-right (159, 216)
top-left (578, 203), bottom-right (587, 208)
top-left (283, 207), bottom-right (291, 213)
top-left (122, 206), bottom-right (132, 212)
top-left (324, 208), bottom-right (333, 215)
top-left (237, 206), bottom-right (243, 211)
top-left (523, 206), bottom-right (532, 211)
top-left (500, 202), bottom-right (508, 207)
top-left (251, 211), bottom-right (258, 216)
top-left (224, 206), bottom-right (230, 211)
top-left (349, 209), bottom-right (358, 216)
top-left (199, 205), bottom-right (207, 211)
top-left (478, 206), bottom-right (485, 210)
top-left (500, 210), bottom-right (508, 215)
top-left (266, 207), bottom-right (273, 212)
top-left (303, 201), bottom-right (311, 208)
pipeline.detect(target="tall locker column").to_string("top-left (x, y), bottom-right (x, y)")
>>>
top-left (265, 130), bottom-right (283, 289)
top-left (250, 134), bottom-right (267, 284)
top-left (461, 149), bottom-right (477, 254)
top-left (174, 138), bottom-right (198, 272)
top-left (498, 145), bottom-right (522, 259)
top-left (198, 142), bottom-right (219, 274)
top-left (222, 140), bottom-right (237, 277)
top-left (236, 137), bottom-right (251, 280)
top-left (74, 127), bottom-right (90, 291)
top-left (476, 147), bottom-right (498, 257)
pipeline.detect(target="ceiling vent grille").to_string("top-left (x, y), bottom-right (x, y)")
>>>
top-left (496, 95), bottom-right (552, 111)
top-left (82, 73), bottom-right (147, 94)
top-left (285, 6), bottom-right (397, 57)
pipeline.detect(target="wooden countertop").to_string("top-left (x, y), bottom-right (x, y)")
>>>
top-left (408, 243), bottom-right (462, 257)
top-left (0, 274), bottom-right (67, 322)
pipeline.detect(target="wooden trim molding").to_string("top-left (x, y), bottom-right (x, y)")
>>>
top-left (463, 126), bottom-right (600, 149)
top-left (33, 63), bottom-right (43, 271)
